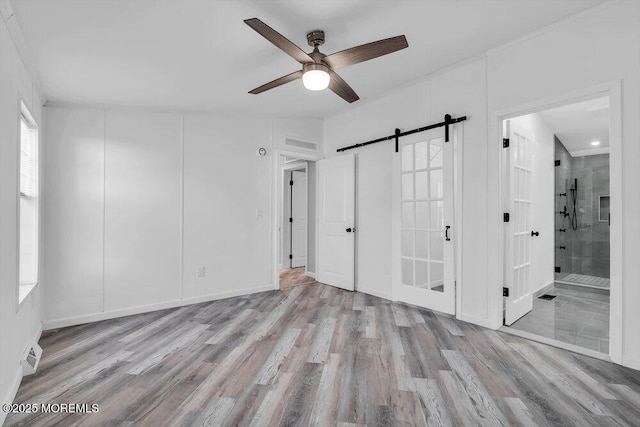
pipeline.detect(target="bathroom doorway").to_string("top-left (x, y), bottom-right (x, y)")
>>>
top-left (502, 95), bottom-right (612, 355)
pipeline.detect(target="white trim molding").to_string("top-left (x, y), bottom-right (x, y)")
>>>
top-left (43, 285), bottom-right (274, 330)
top-left (491, 80), bottom-right (623, 365)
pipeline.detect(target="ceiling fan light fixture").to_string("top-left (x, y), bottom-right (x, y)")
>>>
top-left (302, 63), bottom-right (330, 91)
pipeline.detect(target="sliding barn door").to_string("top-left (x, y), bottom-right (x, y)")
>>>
top-left (317, 154), bottom-right (355, 291)
top-left (393, 129), bottom-right (455, 314)
top-left (504, 120), bottom-right (534, 325)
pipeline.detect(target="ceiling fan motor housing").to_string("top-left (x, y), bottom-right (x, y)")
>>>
top-left (303, 62), bottom-right (329, 74)
top-left (307, 30), bottom-right (325, 47)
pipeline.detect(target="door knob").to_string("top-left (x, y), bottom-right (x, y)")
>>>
top-left (346, 228), bottom-right (352, 233)
top-left (531, 230), bottom-right (540, 237)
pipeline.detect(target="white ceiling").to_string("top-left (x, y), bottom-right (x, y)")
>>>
top-left (539, 96), bottom-right (610, 156)
top-left (12, 0), bottom-right (603, 119)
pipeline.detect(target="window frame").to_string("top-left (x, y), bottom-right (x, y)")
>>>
top-left (17, 100), bottom-right (40, 308)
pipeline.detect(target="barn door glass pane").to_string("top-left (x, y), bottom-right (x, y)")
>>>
top-left (400, 136), bottom-right (446, 292)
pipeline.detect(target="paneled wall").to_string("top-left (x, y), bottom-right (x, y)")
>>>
top-left (43, 108), bottom-right (321, 327)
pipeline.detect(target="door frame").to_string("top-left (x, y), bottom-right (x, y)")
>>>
top-left (283, 164), bottom-right (307, 270)
top-left (492, 81), bottom-right (622, 363)
top-left (273, 149), bottom-right (322, 290)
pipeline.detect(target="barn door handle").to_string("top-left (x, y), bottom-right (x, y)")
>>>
top-left (531, 230), bottom-right (539, 237)
top-left (445, 225), bottom-right (451, 241)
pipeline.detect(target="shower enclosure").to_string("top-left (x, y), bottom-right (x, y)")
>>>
top-left (554, 137), bottom-right (610, 289)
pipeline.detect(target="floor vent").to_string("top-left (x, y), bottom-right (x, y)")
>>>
top-left (538, 294), bottom-right (557, 301)
top-left (21, 343), bottom-right (43, 376)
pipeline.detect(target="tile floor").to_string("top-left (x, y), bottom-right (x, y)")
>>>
top-left (556, 273), bottom-right (610, 289)
top-left (510, 283), bottom-right (609, 353)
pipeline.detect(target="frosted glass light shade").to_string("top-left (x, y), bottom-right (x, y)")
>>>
top-left (302, 69), bottom-right (330, 91)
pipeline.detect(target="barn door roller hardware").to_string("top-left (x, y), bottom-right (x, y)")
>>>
top-left (336, 114), bottom-right (467, 153)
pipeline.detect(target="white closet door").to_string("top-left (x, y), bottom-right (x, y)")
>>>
top-left (317, 154), bottom-right (355, 291)
top-left (393, 128), bottom-right (455, 314)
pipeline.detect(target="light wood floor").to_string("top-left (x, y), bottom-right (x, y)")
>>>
top-left (279, 267), bottom-right (314, 289)
top-left (7, 282), bottom-right (640, 426)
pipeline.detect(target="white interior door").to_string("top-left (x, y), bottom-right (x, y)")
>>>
top-left (291, 170), bottom-right (307, 268)
top-left (504, 120), bottom-right (534, 325)
top-left (317, 154), bottom-right (355, 291)
top-left (282, 171), bottom-right (292, 267)
top-left (393, 129), bottom-right (455, 314)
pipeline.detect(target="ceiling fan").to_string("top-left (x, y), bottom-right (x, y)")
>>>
top-left (244, 18), bottom-right (408, 103)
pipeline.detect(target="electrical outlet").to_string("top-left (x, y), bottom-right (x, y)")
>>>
top-left (256, 208), bottom-right (263, 219)
top-left (384, 265), bottom-right (391, 275)
top-left (197, 266), bottom-right (205, 278)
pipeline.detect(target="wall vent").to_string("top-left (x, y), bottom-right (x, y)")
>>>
top-left (21, 343), bottom-right (43, 376)
top-left (284, 137), bottom-right (318, 152)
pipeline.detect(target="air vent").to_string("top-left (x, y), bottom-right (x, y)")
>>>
top-left (284, 138), bottom-right (318, 152)
top-left (21, 343), bottom-right (43, 376)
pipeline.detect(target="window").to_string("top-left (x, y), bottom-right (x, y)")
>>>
top-left (19, 104), bottom-right (39, 303)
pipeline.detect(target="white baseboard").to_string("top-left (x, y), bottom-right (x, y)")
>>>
top-left (43, 285), bottom-right (274, 330)
top-left (533, 281), bottom-right (555, 298)
top-left (0, 322), bottom-right (43, 425)
top-left (622, 355), bottom-right (640, 371)
top-left (356, 286), bottom-right (391, 301)
top-left (457, 313), bottom-right (502, 330)
top-left (306, 271), bottom-right (316, 279)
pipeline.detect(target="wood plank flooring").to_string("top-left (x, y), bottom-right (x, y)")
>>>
top-left (6, 282), bottom-right (640, 426)
top-left (279, 267), bottom-right (315, 289)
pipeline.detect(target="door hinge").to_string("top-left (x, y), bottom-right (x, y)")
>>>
top-left (503, 138), bottom-right (510, 148)
top-left (289, 217), bottom-right (293, 223)
top-left (503, 287), bottom-right (509, 297)
top-left (555, 266), bottom-right (561, 273)
top-left (290, 180), bottom-right (293, 186)
top-left (503, 212), bottom-right (510, 222)
top-left (289, 254), bottom-right (292, 260)
top-left (555, 160), bottom-right (561, 167)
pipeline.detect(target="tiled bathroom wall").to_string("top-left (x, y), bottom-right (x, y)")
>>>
top-left (555, 137), bottom-right (610, 279)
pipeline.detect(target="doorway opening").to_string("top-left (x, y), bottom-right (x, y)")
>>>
top-left (501, 95), bottom-right (612, 356)
top-left (277, 156), bottom-right (317, 290)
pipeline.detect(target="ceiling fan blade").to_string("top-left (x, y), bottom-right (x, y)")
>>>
top-left (323, 35), bottom-right (408, 70)
top-left (244, 18), bottom-right (313, 65)
top-left (328, 71), bottom-right (359, 103)
top-left (248, 70), bottom-right (304, 94)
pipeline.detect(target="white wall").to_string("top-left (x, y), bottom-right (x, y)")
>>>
top-left (0, 11), bottom-right (44, 423)
top-left (510, 113), bottom-right (555, 294)
top-left (323, 1), bottom-right (639, 368)
top-left (43, 108), bottom-right (104, 321)
top-left (43, 107), bottom-right (322, 328)
top-left (183, 114), bottom-right (273, 299)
